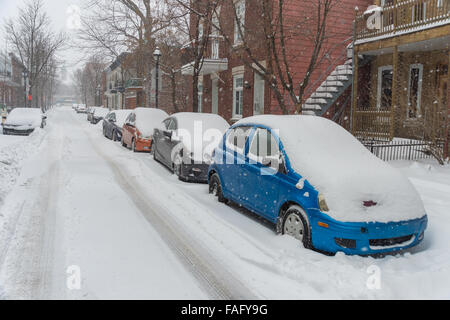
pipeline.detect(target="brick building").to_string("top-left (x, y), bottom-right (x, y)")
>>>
top-left (181, 0), bottom-right (372, 123)
top-left (0, 52), bottom-right (25, 109)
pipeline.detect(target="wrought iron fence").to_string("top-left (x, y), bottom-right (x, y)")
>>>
top-left (359, 138), bottom-right (444, 161)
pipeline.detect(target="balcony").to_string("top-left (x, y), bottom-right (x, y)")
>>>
top-left (125, 78), bottom-right (143, 89)
top-left (181, 36), bottom-right (228, 76)
top-left (355, 0), bottom-right (449, 43)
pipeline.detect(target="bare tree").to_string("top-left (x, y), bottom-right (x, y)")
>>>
top-left (179, 0), bottom-right (338, 114)
top-left (4, 0), bottom-right (65, 110)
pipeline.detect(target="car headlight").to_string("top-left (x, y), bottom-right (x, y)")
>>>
top-left (318, 193), bottom-right (330, 212)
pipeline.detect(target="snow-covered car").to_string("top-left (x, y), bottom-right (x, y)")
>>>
top-left (1, 103), bottom-right (7, 124)
top-left (2, 107), bottom-right (47, 136)
top-left (122, 108), bottom-right (169, 152)
top-left (153, 112), bottom-right (230, 183)
top-left (86, 107), bottom-right (95, 122)
top-left (208, 115), bottom-right (428, 255)
top-left (103, 110), bottom-right (132, 141)
top-left (90, 107), bottom-right (109, 124)
top-left (76, 104), bottom-right (87, 114)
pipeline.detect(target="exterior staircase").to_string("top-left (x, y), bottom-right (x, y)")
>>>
top-left (302, 46), bottom-right (354, 116)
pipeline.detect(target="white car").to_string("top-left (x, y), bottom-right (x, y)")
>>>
top-left (2, 108), bottom-right (47, 136)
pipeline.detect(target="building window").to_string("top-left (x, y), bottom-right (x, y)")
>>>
top-left (233, 75), bottom-right (244, 119)
top-left (253, 72), bottom-right (265, 115)
top-left (197, 82), bottom-right (203, 113)
top-left (377, 65), bottom-right (393, 111)
top-left (234, 0), bottom-right (245, 45)
top-left (407, 64), bottom-right (423, 119)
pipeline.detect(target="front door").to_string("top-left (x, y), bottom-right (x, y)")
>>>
top-left (242, 128), bottom-right (281, 219)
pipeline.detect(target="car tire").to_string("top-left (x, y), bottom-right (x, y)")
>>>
top-left (132, 139), bottom-right (136, 152)
top-left (112, 130), bottom-right (117, 141)
top-left (103, 126), bottom-right (106, 137)
top-left (209, 173), bottom-right (227, 203)
top-left (121, 137), bottom-right (127, 148)
top-left (282, 206), bottom-right (312, 249)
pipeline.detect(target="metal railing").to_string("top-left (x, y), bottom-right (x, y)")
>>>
top-left (355, 0), bottom-right (449, 41)
top-left (359, 137), bottom-right (444, 161)
top-left (353, 110), bottom-right (393, 140)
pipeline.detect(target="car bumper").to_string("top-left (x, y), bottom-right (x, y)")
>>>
top-left (135, 138), bottom-right (152, 152)
top-left (2, 127), bottom-right (35, 136)
top-left (309, 211), bottom-right (428, 255)
top-left (181, 163), bottom-right (209, 183)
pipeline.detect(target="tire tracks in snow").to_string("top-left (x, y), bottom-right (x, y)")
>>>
top-left (84, 127), bottom-right (256, 300)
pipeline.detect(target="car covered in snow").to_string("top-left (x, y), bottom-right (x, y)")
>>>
top-left (153, 113), bottom-right (230, 183)
top-left (2, 107), bottom-right (47, 136)
top-left (90, 107), bottom-right (109, 124)
top-left (1, 103), bottom-right (8, 124)
top-left (76, 104), bottom-right (87, 114)
top-left (208, 115), bottom-right (428, 255)
top-left (103, 109), bottom-right (133, 141)
top-left (121, 108), bottom-right (169, 153)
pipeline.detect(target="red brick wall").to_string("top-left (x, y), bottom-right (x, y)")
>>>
top-left (186, 0), bottom-right (372, 121)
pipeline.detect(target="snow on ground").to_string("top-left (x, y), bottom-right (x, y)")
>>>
top-left (0, 106), bottom-right (450, 299)
top-left (0, 127), bottom-right (47, 204)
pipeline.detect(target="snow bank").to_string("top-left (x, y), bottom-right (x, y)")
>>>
top-left (236, 115), bottom-right (426, 223)
top-left (135, 108), bottom-right (169, 138)
top-left (0, 128), bottom-right (46, 204)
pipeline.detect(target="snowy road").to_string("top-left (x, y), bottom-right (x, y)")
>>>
top-left (1, 107), bottom-right (450, 299)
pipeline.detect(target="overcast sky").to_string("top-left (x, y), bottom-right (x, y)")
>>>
top-left (0, 0), bottom-right (84, 83)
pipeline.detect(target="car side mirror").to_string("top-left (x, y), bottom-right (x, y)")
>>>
top-left (261, 157), bottom-right (272, 167)
top-left (163, 130), bottom-right (173, 139)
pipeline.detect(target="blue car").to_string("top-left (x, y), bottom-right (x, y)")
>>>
top-left (208, 115), bottom-right (427, 255)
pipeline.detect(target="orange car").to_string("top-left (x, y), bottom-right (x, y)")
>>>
top-left (121, 108), bottom-right (169, 152)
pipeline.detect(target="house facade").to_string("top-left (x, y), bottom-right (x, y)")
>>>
top-left (0, 52), bottom-right (25, 109)
top-left (351, 0), bottom-right (449, 157)
top-left (181, 0), bottom-right (372, 123)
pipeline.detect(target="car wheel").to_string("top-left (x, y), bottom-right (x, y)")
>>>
top-left (282, 206), bottom-right (311, 249)
top-left (121, 137), bottom-right (127, 148)
top-left (103, 126), bottom-right (106, 137)
top-left (132, 139), bottom-right (136, 152)
top-left (112, 130), bottom-right (117, 141)
top-left (209, 173), bottom-right (227, 203)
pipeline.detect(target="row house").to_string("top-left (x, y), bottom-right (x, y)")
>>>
top-left (181, 0), bottom-right (372, 124)
top-left (351, 0), bottom-right (449, 157)
top-left (103, 50), bottom-right (189, 113)
top-left (0, 52), bottom-right (25, 109)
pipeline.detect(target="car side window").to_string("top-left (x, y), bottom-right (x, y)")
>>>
top-left (226, 126), bottom-right (252, 154)
top-left (249, 128), bottom-right (280, 160)
top-left (167, 119), bottom-right (177, 131)
top-left (162, 119), bottom-right (171, 130)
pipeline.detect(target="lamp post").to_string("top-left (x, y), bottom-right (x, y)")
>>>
top-left (96, 85), bottom-right (101, 106)
top-left (153, 47), bottom-right (161, 109)
top-left (22, 69), bottom-right (28, 107)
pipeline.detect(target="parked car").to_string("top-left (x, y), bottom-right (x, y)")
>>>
top-left (86, 107), bottom-right (94, 122)
top-left (103, 110), bottom-right (132, 141)
top-left (208, 115), bottom-right (428, 255)
top-left (121, 108), bottom-right (169, 153)
top-left (90, 107), bottom-right (109, 124)
top-left (1, 103), bottom-right (7, 125)
top-left (76, 104), bottom-right (87, 113)
top-left (153, 112), bottom-right (229, 182)
top-left (2, 107), bottom-right (47, 135)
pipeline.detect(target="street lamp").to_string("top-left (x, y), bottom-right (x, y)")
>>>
top-left (96, 85), bottom-right (101, 106)
top-left (153, 47), bottom-right (161, 109)
top-left (22, 69), bottom-right (28, 107)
